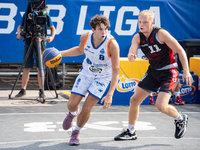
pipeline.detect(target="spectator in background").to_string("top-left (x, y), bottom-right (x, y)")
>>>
top-left (15, 0), bottom-right (56, 98)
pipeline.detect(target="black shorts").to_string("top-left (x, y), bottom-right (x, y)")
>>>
top-left (138, 67), bottom-right (179, 95)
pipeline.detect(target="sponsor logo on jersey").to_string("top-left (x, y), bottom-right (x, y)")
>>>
top-left (100, 49), bottom-right (105, 54)
top-left (117, 75), bottom-right (140, 92)
top-left (98, 89), bottom-right (103, 92)
top-left (95, 81), bottom-right (105, 87)
top-left (89, 66), bottom-right (102, 73)
top-left (86, 58), bottom-right (92, 65)
top-left (150, 38), bottom-right (154, 43)
top-left (75, 78), bottom-right (81, 88)
top-left (93, 63), bottom-right (107, 67)
top-left (85, 48), bottom-right (94, 54)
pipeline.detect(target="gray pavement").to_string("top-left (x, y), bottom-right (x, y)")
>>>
top-left (0, 89), bottom-right (200, 150)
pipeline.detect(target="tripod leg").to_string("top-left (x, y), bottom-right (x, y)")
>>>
top-left (36, 38), bottom-right (45, 103)
top-left (9, 40), bottom-right (34, 99)
top-left (41, 42), bottom-right (58, 98)
top-left (47, 67), bottom-right (58, 98)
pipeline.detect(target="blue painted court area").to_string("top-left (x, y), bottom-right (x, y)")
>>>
top-left (0, 90), bottom-right (200, 150)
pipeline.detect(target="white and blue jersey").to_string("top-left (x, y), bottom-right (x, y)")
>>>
top-left (71, 31), bottom-right (116, 100)
top-left (80, 31), bottom-right (115, 78)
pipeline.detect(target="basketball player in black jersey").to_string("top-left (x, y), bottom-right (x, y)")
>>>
top-left (114, 10), bottom-right (193, 140)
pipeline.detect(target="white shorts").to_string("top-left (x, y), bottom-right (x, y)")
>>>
top-left (71, 73), bottom-right (111, 100)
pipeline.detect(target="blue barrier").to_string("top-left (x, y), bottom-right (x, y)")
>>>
top-left (177, 72), bottom-right (199, 104)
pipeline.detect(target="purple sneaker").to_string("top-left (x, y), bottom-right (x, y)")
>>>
top-left (63, 112), bottom-right (78, 130)
top-left (69, 130), bottom-right (80, 146)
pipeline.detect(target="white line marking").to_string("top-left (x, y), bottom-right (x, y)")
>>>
top-left (0, 112), bottom-right (199, 116)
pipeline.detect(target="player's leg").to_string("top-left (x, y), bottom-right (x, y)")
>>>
top-left (114, 86), bottom-right (149, 140)
top-left (155, 91), bottom-right (188, 138)
top-left (69, 95), bottom-right (99, 146)
top-left (69, 76), bottom-right (110, 146)
top-left (156, 68), bottom-right (188, 139)
top-left (115, 69), bottom-right (157, 141)
top-left (155, 92), bottom-right (178, 118)
top-left (63, 74), bottom-right (92, 131)
top-left (129, 86), bottom-right (150, 124)
top-left (63, 93), bottom-right (83, 131)
top-left (77, 94), bottom-right (99, 128)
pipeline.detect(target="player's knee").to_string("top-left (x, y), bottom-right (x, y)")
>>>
top-left (155, 104), bottom-right (166, 113)
top-left (130, 96), bottom-right (139, 106)
top-left (67, 101), bottom-right (77, 110)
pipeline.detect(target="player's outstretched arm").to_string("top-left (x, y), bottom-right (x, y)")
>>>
top-left (60, 33), bottom-right (87, 57)
top-left (128, 34), bottom-right (140, 62)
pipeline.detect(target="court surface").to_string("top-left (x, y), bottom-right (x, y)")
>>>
top-left (0, 90), bottom-right (200, 150)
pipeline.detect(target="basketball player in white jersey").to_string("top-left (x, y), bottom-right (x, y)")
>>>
top-left (60, 15), bottom-right (120, 146)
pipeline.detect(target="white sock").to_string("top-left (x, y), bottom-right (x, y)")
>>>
top-left (74, 124), bottom-right (82, 131)
top-left (175, 113), bottom-right (183, 121)
top-left (69, 111), bottom-right (77, 115)
top-left (175, 91), bottom-right (180, 98)
top-left (128, 124), bottom-right (135, 134)
top-left (150, 93), bottom-right (153, 96)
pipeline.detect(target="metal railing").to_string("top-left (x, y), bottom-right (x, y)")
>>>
top-left (0, 63), bottom-right (79, 87)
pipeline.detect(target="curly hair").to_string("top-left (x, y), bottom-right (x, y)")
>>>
top-left (90, 15), bottom-right (110, 29)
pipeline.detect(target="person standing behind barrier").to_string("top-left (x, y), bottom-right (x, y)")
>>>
top-left (15, 1), bottom-right (56, 98)
top-left (60, 15), bottom-right (120, 146)
top-left (114, 10), bottom-right (193, 141)
top-left (174, 79), bottom-right (185, 105)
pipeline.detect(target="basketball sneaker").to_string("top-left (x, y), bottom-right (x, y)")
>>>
top-left (69, 130), bottom-right (80, 146)
top-left (63, 111), bottom-right (78, 130)
top-left (15, 89), bottom-right (26, 97)
top-left (149, 95), bottom-right (155, 105)
top-left (114, 129), bottom-right (137, 141)
top-left (174, 114), bottom-right (188, 139)
top-left (174, 96), bottom-right (185, 105)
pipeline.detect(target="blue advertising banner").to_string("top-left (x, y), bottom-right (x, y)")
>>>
top-left (0, 0), bottom-right (200, 63)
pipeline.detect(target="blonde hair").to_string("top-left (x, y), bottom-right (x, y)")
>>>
top-left (139, 10), bottom-right (154, 21)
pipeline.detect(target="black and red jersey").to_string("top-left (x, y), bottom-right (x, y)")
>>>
top-left (139, 27), bottom-right (177, 70)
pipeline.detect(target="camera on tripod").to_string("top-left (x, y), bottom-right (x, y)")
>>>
top-left (21, 0), bottom-right (48, 40)
top-left (30, 0), bottom-right (47, 26)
